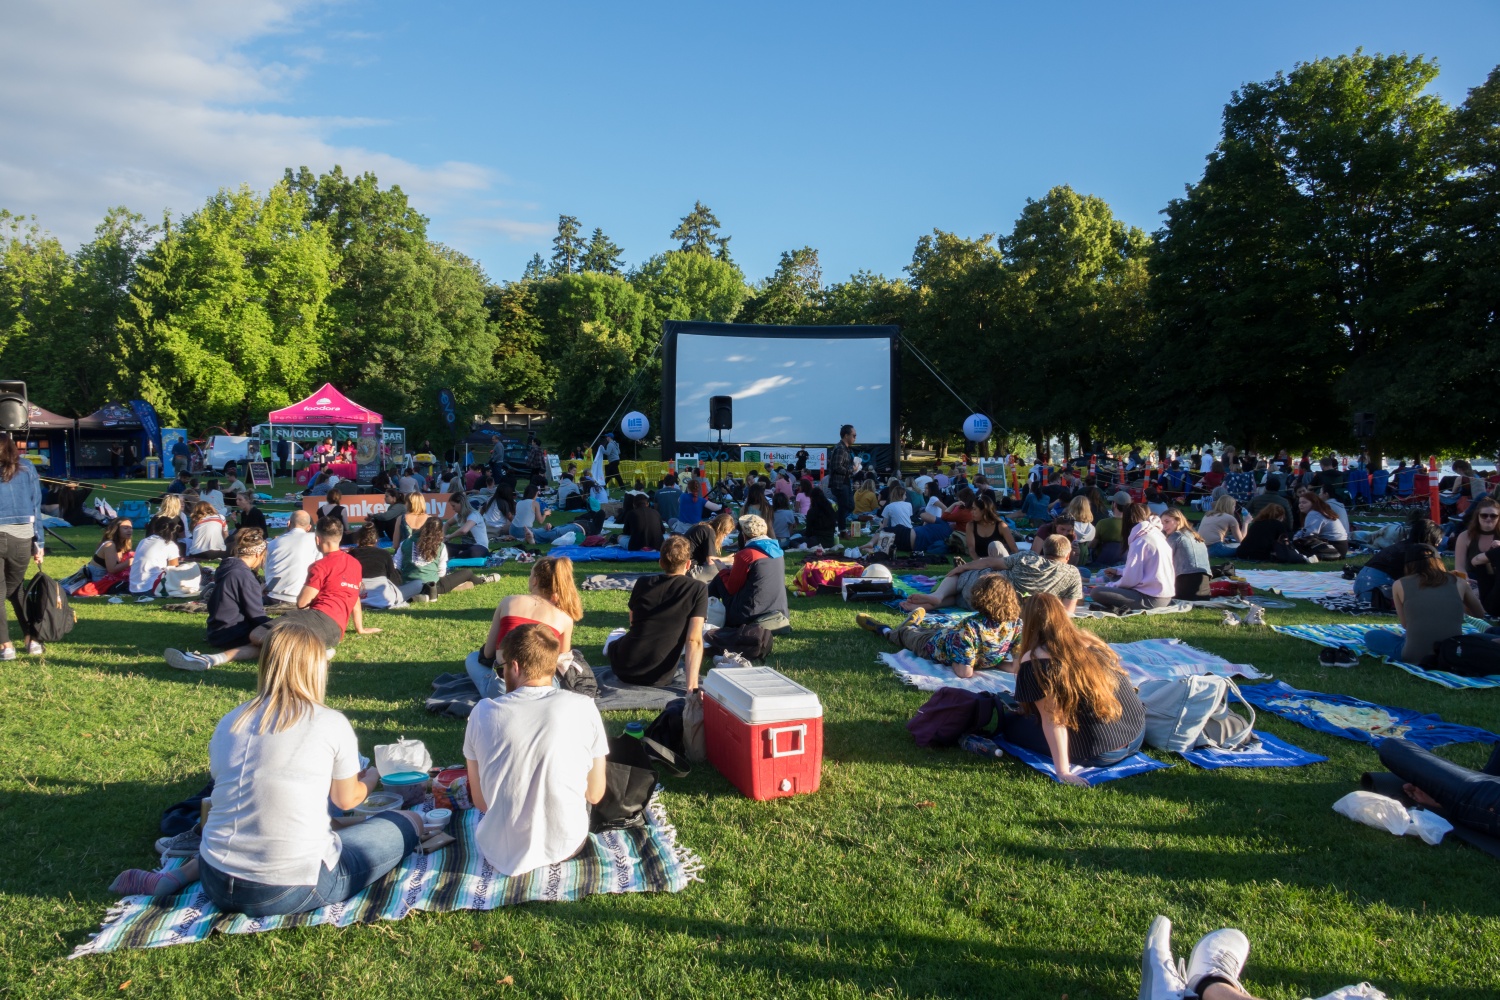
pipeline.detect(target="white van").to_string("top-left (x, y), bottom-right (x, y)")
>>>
top-left (205, 436), bottom-right (259, 472)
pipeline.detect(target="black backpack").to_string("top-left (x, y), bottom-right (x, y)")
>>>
top-left (703, 624), bottom-right (774, 660)
top-left (1424, 634), bottom-right (1500, 678)
top-left (22, 571), bottom-right (75, 643)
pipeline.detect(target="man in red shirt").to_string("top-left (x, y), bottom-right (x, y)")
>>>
top-left (165, 517), bottom-right (382, 671)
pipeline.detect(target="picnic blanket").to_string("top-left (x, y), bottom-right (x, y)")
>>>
top-left (594, 663), bottom-right (687, 711)
top-left (893, 574), bottom-right (940, 596)
top-left (71, 795), bottom-right (700, 957)
top-left (546, 545), bottom-right (662, 563)
top-left (1311, 593), bottom-right (1391, 617)
top-left (1237, 570), bottom-right (1353, 600)
top-left (1178, 731), bottom-right (1327, 770)
top-left (1239, 680), bottom-right (1499, 749)
top-left (877, 650), bottom-right (1017, 695)
top-left (1272, 619), bottom-right (1497, 689)
top-left (1075, 600), bottom-right (1196, 619)
top-left (990, 736), bottom-right (1170, 785)
top-left (1111, 638), bottom-right (1268, 684)
top-left (879, 638), bottom-right (1266, 695)
top-left (426, 671), bottom-right (483, 718)
top-left (580, 573), bottom-right (652, 592)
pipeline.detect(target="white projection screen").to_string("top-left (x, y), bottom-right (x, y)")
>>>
top-left (662, 322), bottom-right (900, 468)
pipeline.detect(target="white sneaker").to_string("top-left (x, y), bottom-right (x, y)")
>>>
top-left (25, 639), bottom-right (44, 655)
top-left (164, 648), bottom-right (212, 672)
top-left (1139, 915), bottom-right (1188, 1000)
top-left (1185, 928), bottom-right (1250, 997)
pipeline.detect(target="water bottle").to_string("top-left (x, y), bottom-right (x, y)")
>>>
top-left (960, 734), bottom-right (1004, 759)
top-left (624, 721), bottom-right (645, 739)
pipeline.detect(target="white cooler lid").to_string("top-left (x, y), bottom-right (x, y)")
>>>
top-left (701, 666), bottom-right (823, 725)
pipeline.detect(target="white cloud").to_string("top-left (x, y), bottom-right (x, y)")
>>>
top-left (0, 0), bottom-right (500, 249)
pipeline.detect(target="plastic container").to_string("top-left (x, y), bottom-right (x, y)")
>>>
top-left (432, 767), bottom-right (469, 810)
top-left (380, 770), bottom-right (430, 806)
top-left (701, 666), bottom-right (823, 801)
top-left (352, 791), bottom-right (403, 820)
top-left (422, 808), bottom-right (452, 835)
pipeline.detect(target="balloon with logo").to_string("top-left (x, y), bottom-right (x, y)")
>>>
top-left (620, 411), bottom-right (650, 442)
top-left (962, 413), bottom-right (992, 443)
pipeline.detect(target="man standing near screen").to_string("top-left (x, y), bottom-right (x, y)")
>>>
top-left (829, 424), bottom-right (856, 529)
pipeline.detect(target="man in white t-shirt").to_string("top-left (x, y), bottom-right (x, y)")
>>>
top-left (264, 511), bottom-right (320, 604)
top-left (912, 470), bottom-right (935, 494)
top-left (464, 623), bottom-right (608, 877)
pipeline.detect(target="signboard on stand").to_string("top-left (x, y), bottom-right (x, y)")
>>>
top-left (248, 461), bottom-right (273, 487)
top-left (356, 423), bottom-right (382, 483)
top-left (546, 454), bottom-right (562, 483)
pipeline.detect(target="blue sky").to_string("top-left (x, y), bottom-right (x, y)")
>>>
top-left (4, 1), bottom-right (1498, 285)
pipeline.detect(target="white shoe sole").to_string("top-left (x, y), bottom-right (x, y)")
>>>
top-left (164, 648), bottom-right (209, 672)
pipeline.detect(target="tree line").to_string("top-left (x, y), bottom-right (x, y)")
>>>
top-left (1, 52), bottom-right (1495, 460)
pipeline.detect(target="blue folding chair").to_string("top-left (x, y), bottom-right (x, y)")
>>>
top-left (1395, 468), bottom-right (1417, 498)
top-left (1347, 472), bottom-right (1371, 505)
top-left (1371, 468), bottom-right (1390, 499)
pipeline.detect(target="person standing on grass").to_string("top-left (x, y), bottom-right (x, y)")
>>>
top-left (828, 424), bottom-right (857, 527)
top-left (464, 623), bottom-right (608, 877)
top-left (0, 435), bottom-right (45, 659)
top-left (112, 623), bottom-right (423, 909)
top-left (165, 517), bottom-right (380, 671)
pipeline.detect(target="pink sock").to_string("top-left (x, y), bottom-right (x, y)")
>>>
top-left (109, 868), bottom-right (186, 897)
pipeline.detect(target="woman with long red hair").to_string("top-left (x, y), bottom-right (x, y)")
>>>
top-left (1000, 593), bottom-right (1146, 785)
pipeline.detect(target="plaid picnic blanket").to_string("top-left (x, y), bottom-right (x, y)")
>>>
top-left (1272, 619), bottom-right (1497, 690)
top-left (71, 796), bottom-right (700, 957)
top-left (1237, 570), bottom-right (1353, 600)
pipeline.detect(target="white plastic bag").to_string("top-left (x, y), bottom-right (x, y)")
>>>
top-left (550, 531), bottom-right (579, 547)
top-left (1307, 984), bottom-right (1389, 1000)
top-left (1331, 791), bottom-right (1452, 845)
top-left (374, 737), bottom-right (432, 777)
top-left (706, 596), bottom-right (727, 627)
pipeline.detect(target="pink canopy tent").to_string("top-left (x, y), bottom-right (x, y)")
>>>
top-left (268, 384), bottom-right (383, 426)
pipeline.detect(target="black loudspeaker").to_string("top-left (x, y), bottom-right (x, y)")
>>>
top-left (0, 381), bottom-right (28, 435)
top-left (709, 395), bottom-right (733, 431)
top-left (1352, 411), bottom-right (1377, 439)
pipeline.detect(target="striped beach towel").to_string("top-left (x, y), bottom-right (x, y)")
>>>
top-left (1272, 618), bottom-right (1497, 690)
top-left (72, 796), bottom-right (701, 957)
top-left (1236, 570), bottom-right (1353, 600)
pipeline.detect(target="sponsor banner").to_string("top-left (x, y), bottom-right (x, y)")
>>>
top-left (740, 447), bottom-right (827, 471)
top-left (302, 493), bottom-right (453, 523)
top-left (356, 423), bottom-right (382, 481)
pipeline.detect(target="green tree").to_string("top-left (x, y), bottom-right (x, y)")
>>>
top-left (1148, 52), bottom-right (1451, 454)
top-left (579, 227), bottom-right (625, 275)
top-left (123, 183), bottom-right (335, 429)
top-left (522, 252), bottom-right (548, 281)
top-left (485, 280), bottom-right (555, 407)
top-left (550, 214), bottom-right (585, 275)
top-left (0, 212), bottom-right (74, 410)
top-left (670, 201), bottom-right (732, 260)
top-left (533, 272), bottom-right (649, 449)
top-left (738, 247), bottom-right (821, 325)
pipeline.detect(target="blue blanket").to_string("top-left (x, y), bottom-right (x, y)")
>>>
top-left (545, 545), bottom-right (663, 563)
top-left (1178, 731), bottom-right (1327, 770)
top-left (989, 736), bottom-right (1171, 785)
top-left (1238, 680), bottom-right (1499, 749)
top-left (1272, 619), bottom-right (1497, 690)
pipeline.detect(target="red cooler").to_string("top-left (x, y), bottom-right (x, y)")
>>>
top-left (701, 666), bottom-right (823, 801)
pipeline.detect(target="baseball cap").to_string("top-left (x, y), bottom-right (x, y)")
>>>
top-left (1111, 491), bottom-right (1132, 506)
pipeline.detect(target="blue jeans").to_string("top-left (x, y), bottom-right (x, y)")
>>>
top-left (1354, 566), bottom-right (1394, 605)
top-left (1363, 628), bottom-right (1406, 661)
top-left (466, 650), bottom-right (502, 699)
top-left (911, 520), bottom-right (953, 554)
top-left (832, 481), bottom-right (855, 526)
top-left (1207, 541), bottom-right (1239, 559)
top-left (511, 523), bottom-right (570, 543)
top-left (199, 812), bottom-right (419, 917)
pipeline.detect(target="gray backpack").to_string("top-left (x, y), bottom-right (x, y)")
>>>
top-left (1138, 674), bottom-right (1256, 752)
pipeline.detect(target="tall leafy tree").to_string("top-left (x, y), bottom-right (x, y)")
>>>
top-left (0, 212), bottom-right (74, 408)
top-left (738, 247), bottom-right (821, 325)
top-left (522, 253), bottom-right (547, 281)
top-left (533, 272), bottom-right (648, 448)
top-left (670, 201), bottom-right (732, 260)
top-left (1148, 52), bottom-right (1451, 454)
top-left (579, 227), bottom-right (625, 275)
top-left (122, 184), bottom-right (335, 428)
top-left (550, 214), bottom-right (585, 275)
top-left (485, 280), bottom-right (555, 408)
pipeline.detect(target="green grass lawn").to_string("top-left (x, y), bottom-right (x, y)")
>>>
top-left (2, 523), bottom-right (1498, 999)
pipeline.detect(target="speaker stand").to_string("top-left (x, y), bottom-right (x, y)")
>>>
top-left (716, 427), bottom-right (724, 490)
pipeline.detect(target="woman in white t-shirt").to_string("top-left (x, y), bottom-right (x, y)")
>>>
top-left (880, 484), bottom-right (916, 550)
top-left (129, 518), bottom-right (181, 593)
top-left (187, 501), bottom-right (228, 560)
top-left (109, 623), bottom-right (422, 909)
top-left (444, 491), bottom-right (490, 559)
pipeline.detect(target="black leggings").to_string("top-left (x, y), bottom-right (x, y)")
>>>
top-left (0, 533), bottom-right (31, 644)
top-left (1376, 739), bottom-right (1500, 836)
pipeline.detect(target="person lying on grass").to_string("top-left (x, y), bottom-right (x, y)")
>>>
top-left (858, 573), bottom-right (1022, 678)
top-left (465, 623), bottom-right (608, 877)
top-left (899, 534), bottom-right (1082, 616)
top-left (996, 592), bottom-right (1146, 786)
top-left (165, 516), bottom-right (380, 672)
top-left (468, 556), bottom-right (585, 699)
top-left (112, 622), bottom-right (423, 910)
